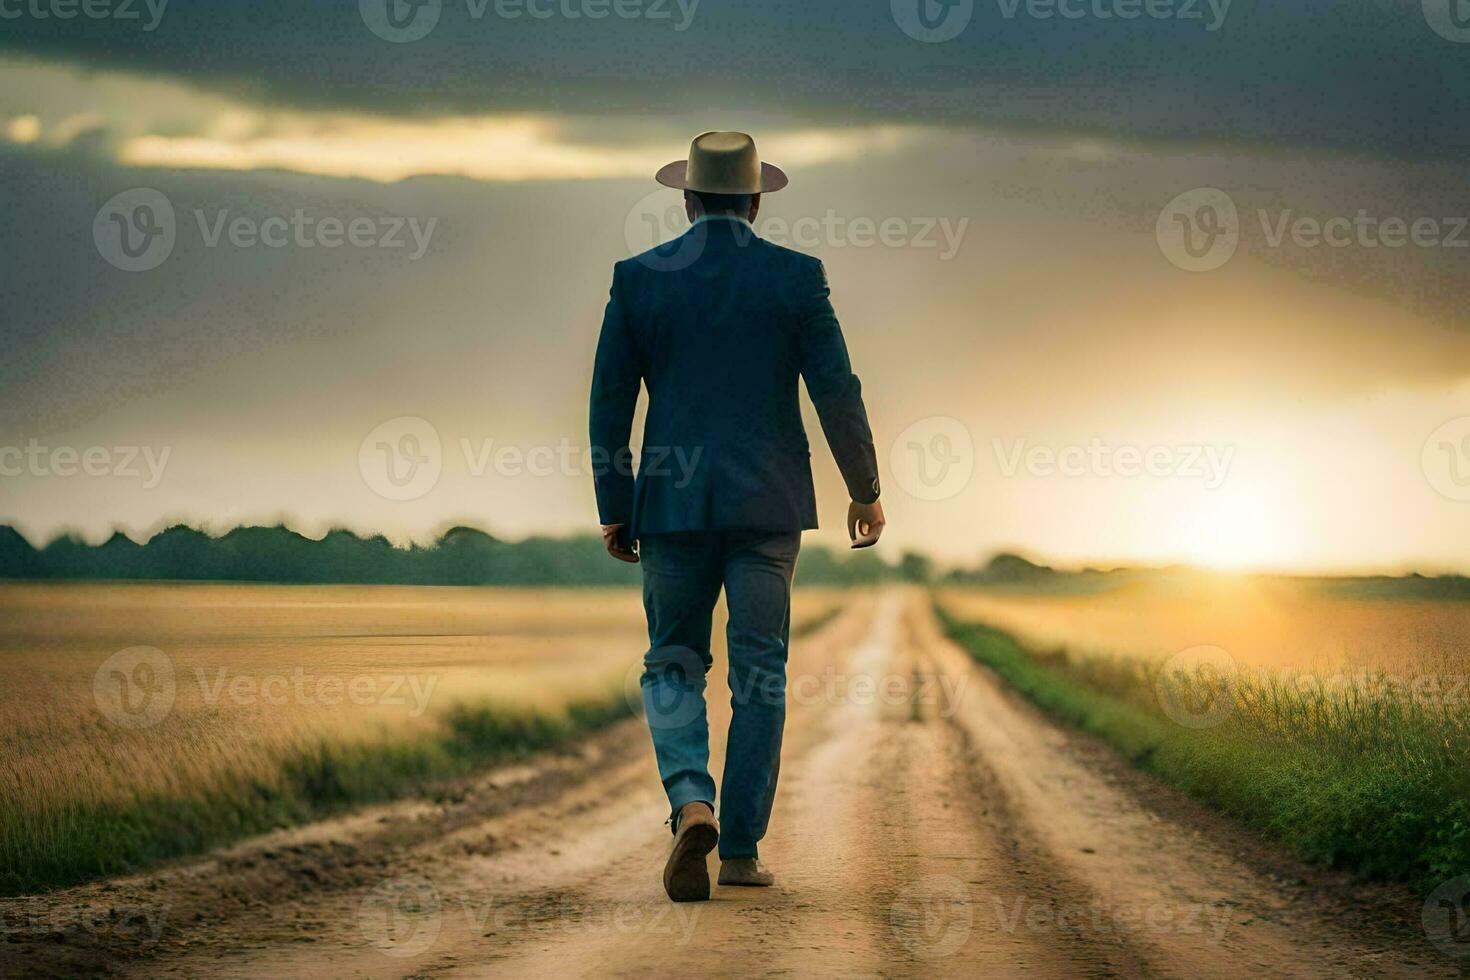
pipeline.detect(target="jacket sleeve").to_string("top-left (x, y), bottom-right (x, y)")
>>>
top-left (589, 262), bottom-right (641, 525)
top-left (797, 259), bottom-right (881, 504)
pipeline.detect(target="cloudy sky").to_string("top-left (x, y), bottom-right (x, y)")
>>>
top-left (1, 0), bottom-right (1468, 572)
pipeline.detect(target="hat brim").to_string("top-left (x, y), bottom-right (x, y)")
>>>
top-left (654, 160), bottom-right (789, 194)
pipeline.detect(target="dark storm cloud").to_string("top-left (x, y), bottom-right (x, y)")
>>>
top-left (5, 121), bottom-right (1466, 445)
top-left (0, 0), bottom-right (1467, 158)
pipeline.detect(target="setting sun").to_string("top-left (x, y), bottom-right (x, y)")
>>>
top-left (1180, 480), bottom-right (1302, 571)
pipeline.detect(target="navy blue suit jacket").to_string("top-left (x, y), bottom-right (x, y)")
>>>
top-left (590, 216), bottom-right (880, 540)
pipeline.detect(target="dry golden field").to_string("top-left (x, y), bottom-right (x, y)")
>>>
top-left (938, 577), bottom-right (1470, 672)
top-left (940, 577), bottom-right (1470, 894)
top-left (0, 583), bottom-right (846, 893)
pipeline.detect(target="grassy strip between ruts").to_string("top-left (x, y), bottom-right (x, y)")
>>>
top-left (936, 603), bottom-right (1470, 894)
top-left (0, 696), bottom-right (631, 897)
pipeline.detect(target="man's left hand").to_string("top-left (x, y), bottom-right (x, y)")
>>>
top-left (848, 500), bottom-right (886, 549)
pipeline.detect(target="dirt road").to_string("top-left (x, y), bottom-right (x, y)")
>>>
top-left (3, 591), bottom-right (1451, 978)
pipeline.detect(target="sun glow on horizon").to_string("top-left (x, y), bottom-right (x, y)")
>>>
top-left (1179, 481), bottom-right (1304, 572)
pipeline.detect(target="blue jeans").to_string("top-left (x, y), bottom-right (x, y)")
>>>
top-left (638, 529), bottom-right (801, 860)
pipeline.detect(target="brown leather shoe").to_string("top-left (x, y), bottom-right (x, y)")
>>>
top-left (718, 857), bottom-right (775, 887)
top-left (663, 802), bottom-right (719, 902)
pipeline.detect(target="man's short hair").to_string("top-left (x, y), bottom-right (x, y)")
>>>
top-left (688, 190), bottom-right (753, 215)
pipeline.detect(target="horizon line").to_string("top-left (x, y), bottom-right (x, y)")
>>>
top-left (1, 518), bottom-right (1464, 582)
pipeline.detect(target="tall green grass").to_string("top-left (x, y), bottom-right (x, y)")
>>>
top-left (938, 607), bottom-right (1470, 892)
top-left (0, 696), bottom-right (631, 897)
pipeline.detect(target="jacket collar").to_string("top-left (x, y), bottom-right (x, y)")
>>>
top-left (684, 214), bottom-right (760, 249)
top-left (690, 213), bottom-right (756, 233)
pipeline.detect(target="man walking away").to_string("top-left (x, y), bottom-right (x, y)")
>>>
top-left (590, 131), bottom-right (885, 902)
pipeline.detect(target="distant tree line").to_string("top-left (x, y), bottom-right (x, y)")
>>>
top-left (943, 551), bottom-right (1470, 599)
top-left (0, 524), bottom-right (936, 588)
top-left (3, 526), bottom-right (1460, 594)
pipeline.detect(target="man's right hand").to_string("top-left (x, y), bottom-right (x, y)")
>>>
top-left (848, 500), bottom-right (885, 549)
top-left (601, 524), bottom-right (639, 563)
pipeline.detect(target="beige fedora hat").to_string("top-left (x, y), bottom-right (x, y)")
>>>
top-left (655, 131), bottom-right (789, 195)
